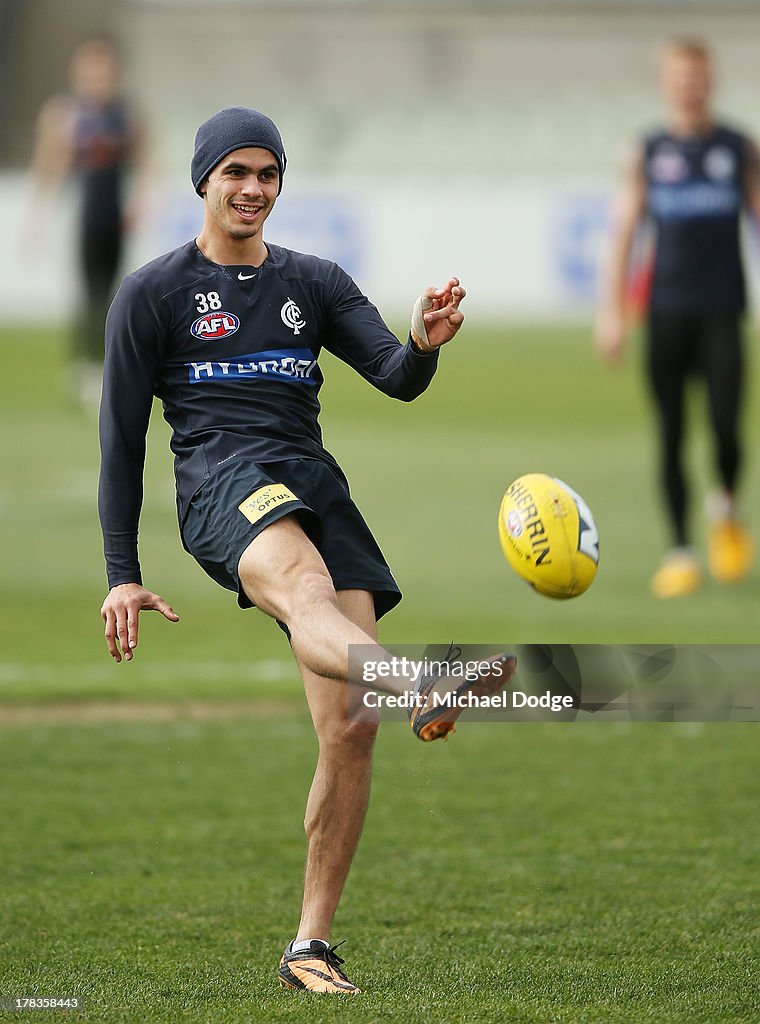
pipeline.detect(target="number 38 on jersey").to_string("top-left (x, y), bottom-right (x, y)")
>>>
top-left (191, 293), bottom-right (240, 340)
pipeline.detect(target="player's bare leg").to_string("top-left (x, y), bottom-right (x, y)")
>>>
top-left (296, 589), bottom-right (379, 944)
top-left (239, 515), bottom-right (514, 742)
top-left (237, 515), bottom-right (400, 691)
top-left (274, 586), bottom-right (378, 992)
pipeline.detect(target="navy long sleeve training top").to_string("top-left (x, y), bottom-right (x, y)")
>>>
top-left (98, 240), bottom-right (439, 588)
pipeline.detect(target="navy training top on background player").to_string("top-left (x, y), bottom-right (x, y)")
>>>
top-left (644, 123), bottom-right (749, 314)
top-left (73, 97), bottom-right (134, 235)
top-left (98, 241), bottom-right (439, 588)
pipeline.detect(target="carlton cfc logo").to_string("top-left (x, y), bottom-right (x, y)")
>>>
top-left (191, 311), bottom-right (240, 340)
top-left (281, 298), bottom-right (306, 335)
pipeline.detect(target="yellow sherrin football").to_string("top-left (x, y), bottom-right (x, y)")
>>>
top-left (498, 474), bottom-right (599, 599)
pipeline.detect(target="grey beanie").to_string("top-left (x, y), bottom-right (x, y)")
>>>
top-left (191, 106), bottom-right (287, 196)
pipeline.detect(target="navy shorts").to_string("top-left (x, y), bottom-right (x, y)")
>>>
top-left (181, 457), bottom-right (402, 620)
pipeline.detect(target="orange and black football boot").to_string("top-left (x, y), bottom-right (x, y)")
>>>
top-left (278, 939), bottom-right (360, 994)
top-left (409, 643), bottom-right (517, 742)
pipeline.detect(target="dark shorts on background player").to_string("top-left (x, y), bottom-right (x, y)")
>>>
top-left (181, 456), bottom-right (402, 620)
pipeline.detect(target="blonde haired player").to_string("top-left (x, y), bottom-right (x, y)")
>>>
top-left (596, 38), bottom-right (760, 597)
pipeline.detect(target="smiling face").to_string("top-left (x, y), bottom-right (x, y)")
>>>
top-left (199, 147), bottom-right (280, 246)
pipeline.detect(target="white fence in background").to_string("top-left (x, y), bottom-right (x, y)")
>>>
top-left (1, 171), bottom-right (615, 325)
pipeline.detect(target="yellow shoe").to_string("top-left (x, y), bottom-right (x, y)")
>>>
top-left (708, 520), bottom-right (754, 583)
top-left (650, 551), bottom-right (702, 598)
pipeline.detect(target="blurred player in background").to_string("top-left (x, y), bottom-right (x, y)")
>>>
top-left (28, 35), bottom-right (146, 407)
top-left (595, 37), bottom-right (760, 597)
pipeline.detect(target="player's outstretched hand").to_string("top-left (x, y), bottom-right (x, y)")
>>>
top-left (101, 583), bottom-right (180, 663)
top-left (411, 278), bottom-right (466, 352)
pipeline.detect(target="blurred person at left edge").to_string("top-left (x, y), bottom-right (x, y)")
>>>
top-left (27, 35), bottom-right (147, 408)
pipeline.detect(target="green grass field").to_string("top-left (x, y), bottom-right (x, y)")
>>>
top-left (1, 324), bottom-right (759, 1022)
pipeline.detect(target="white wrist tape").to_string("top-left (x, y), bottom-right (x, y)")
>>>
top-left (410, 294), bottom-right (435, 352)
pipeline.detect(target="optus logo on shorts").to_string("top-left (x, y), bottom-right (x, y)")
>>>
top-left (238, 483), bottom-right (298, 525)
top-left (190, 311), bottom-right (240, 340)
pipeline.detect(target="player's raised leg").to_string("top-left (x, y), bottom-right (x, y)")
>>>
top-left (278, 589), bottom-right (378, 994)
top-left (237, 515), bottom-right (394, 688)
top-left (238, 514), bottom-right (513, 742)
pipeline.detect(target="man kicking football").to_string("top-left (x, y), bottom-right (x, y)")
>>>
top-left (98, 106), bottom-right (513, 993)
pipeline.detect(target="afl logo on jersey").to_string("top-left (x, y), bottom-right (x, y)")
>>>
top-left (506, 510), bottom-right (523, 539)
top-left (190, 312), bottom-right (241, 340)
top-left (281, 298), bottom-right (306, 335)
top-left (650, 148), bottom-right (687, 183)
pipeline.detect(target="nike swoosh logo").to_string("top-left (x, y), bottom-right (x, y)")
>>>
top-left (238, 272), bottom-right (256, 281)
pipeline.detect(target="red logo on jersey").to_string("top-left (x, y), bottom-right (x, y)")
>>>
top-left (191, 312), bottom-right (240, 340)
